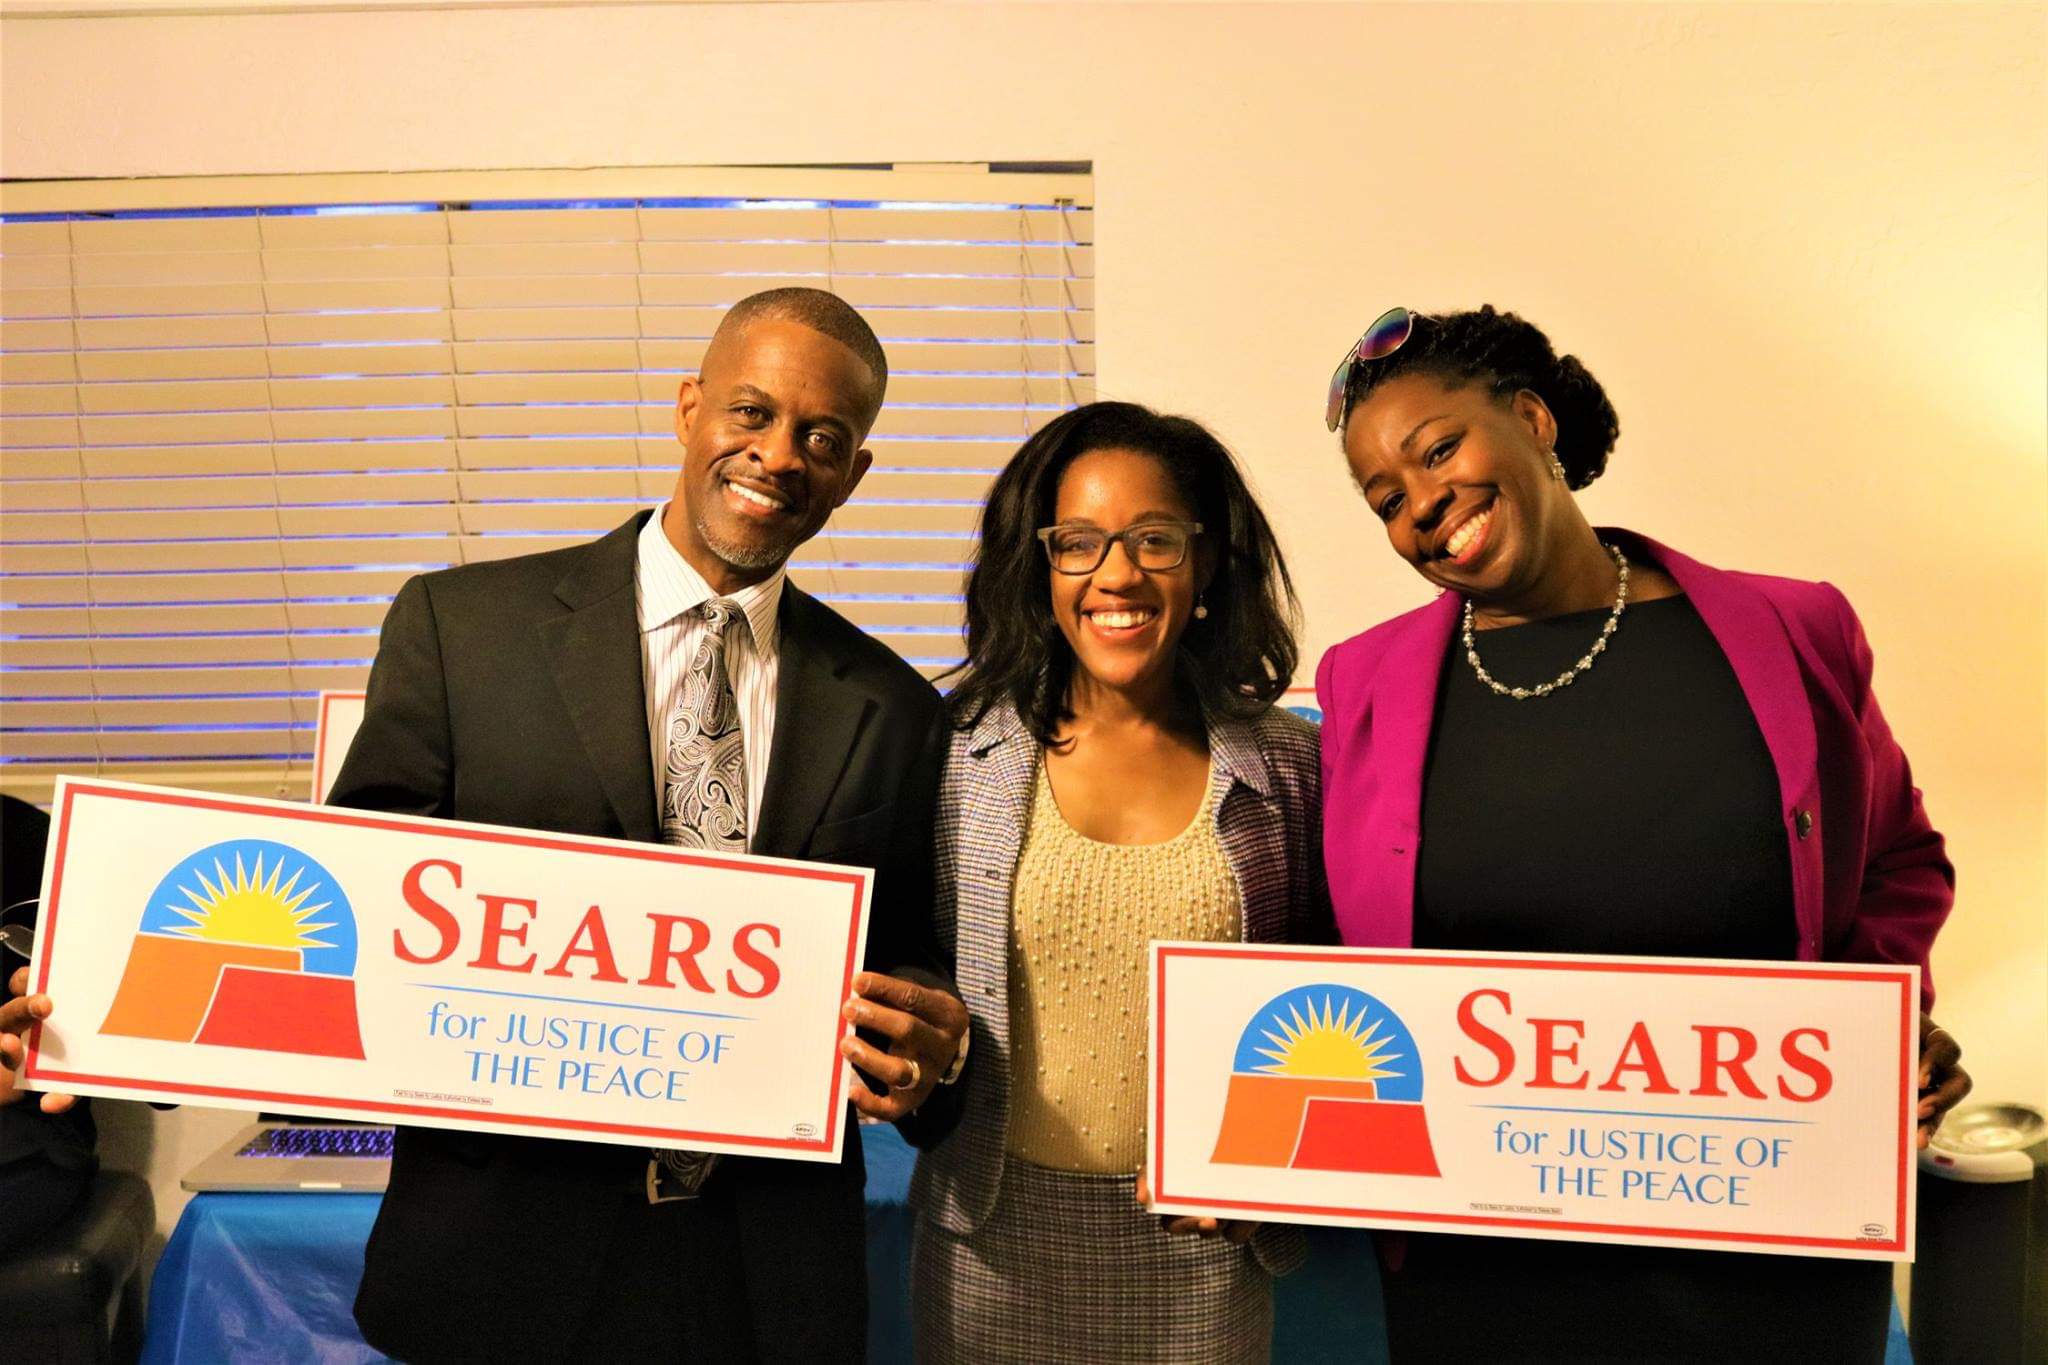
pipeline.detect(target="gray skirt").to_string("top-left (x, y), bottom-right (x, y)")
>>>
top-left (911, 1158), bottom-right (1272, 1364)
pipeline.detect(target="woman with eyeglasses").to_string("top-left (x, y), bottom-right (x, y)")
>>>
top-left (1318, 305), bottom-right (1971, 1361)
top-left (908, 401), bottom-right (1332, 1363)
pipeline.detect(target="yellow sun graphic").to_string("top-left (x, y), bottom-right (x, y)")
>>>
top-left (164, 850), bottom-right (337, 952)
top-left (1252, 994), bottom-right (1404, 1081)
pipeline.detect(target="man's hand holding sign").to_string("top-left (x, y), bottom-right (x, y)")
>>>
top-left (1, 968), bottom-right (72, 1115)
top-left (843, 970), bottom-right (970, 1121)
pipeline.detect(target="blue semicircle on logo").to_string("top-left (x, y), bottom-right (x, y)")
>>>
top-left (1231, 983), bottom-right (1425, 1101)
top-left (140, 839), bottom-right (357, 976)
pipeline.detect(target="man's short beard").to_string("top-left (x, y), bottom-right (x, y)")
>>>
top-left (695, 508), bottom-right (799, 572)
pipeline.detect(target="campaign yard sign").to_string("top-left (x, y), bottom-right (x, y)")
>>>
top-left (1149, 943), bottom-right (1918, 1260)
top-left (23, 778), bottom-right (871, 1162)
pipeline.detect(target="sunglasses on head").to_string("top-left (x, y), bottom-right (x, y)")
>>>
top-left (1324, 306), bottom-right (1415, 432)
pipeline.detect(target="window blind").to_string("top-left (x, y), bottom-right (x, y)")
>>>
top-left (0, 168), bottom-right (1095, 802)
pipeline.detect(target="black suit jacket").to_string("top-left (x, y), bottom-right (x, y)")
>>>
top-left (329, 512), bottom-right (955, 1363)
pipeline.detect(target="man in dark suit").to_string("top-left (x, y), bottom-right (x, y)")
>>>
top-left (0, 292), bottom-right (968, 1358)
top-left (324, 288), bottom-right (971, 1361)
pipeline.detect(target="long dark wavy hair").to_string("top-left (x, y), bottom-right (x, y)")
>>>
top-left (946, 401), bottom-right (1300, 745)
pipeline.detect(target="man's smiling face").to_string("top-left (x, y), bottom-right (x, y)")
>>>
top-left (667, 316), bottom-right (880, 592)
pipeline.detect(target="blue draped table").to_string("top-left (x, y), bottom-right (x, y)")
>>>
top-left (147, 1125), bottom-right (1914, 1361)
top-left (137, 1127), bottom-right (1037, 1364)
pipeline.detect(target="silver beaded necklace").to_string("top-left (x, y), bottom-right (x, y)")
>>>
top-left (1461, 543), bottom-right (1630, 700)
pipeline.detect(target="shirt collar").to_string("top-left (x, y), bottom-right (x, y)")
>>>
top-left (635, 503), bottom-right (784, 649)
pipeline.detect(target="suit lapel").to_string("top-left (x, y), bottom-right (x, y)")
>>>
top-left (753, 586), bottom-right (873, 859)
top-left (960, 704), bottom-right (1036, 1016)
top-left (536, 515), bottom-right (659, 844)
top-left (1208, 717), bottom-right (1289, 946)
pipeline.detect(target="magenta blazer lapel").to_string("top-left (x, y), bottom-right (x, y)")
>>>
top-left (1316, 589), bottom-right (1458, 948)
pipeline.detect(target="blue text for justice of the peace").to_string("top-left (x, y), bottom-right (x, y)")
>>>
top-left (427, 1000), bottom-right (735, 1101)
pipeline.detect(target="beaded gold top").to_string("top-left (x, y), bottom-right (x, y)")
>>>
top-left (1004, 758), bottom-right (1241, 1174)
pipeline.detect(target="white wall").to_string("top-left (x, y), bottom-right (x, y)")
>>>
top-left (4, 0), bottom-right (2043, 1235)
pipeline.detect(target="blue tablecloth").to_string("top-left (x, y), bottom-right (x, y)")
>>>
top-left (144, 1190), bottom-right (384, 1364)
top-left (139, 1127), bottom-right (1902, 1362)
top-left (141, 1129), bottom-right (934, 1365)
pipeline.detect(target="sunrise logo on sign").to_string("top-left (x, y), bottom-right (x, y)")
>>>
top-left (100, 840), bottom-right (366, 1060)
top-left (1211, 984), bottom-right (1439, 1177)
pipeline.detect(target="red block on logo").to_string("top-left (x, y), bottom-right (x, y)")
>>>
top-left (193, 965), bottom-right (366, 1060)
top-left (1290, 1098), bottom-right (1440, 1177)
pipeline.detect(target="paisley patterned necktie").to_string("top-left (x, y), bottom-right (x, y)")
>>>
top-left (659, 597), bottom-right (748, 853)
top-left (648, 597), bottom-right (747, 1200)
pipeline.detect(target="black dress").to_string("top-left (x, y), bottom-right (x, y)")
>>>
top-left (1383, 595), bottom-right (1892, 1364)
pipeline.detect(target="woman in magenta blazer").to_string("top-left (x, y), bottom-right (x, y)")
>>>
top-left (1317, 306), bottom-right (1971, 1363)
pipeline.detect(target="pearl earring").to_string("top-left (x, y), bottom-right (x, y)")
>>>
top-left (1194, 596), bottom-right (1209, 620)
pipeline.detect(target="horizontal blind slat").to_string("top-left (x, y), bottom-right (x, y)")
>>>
top-left (0, 353), bottom-right (79, 383)
top-left (80, 444), bottom-right (277, 477)
top-left (259, 212), bottom-right (451, 250)
top-left (449, 209), bottom-right (641, 244)
top-left (73, 251), bottom-right (264, 287)
top-left (0, 448), bottom-right (83, 477)
top-left (70, 218), bottom-right (262, 254)
top-left (0, 383), bottom-right (78, 415)
top-left (1, 223), bottom-right (72, 255)
top-left (78, 378), bottom-right (272, 414)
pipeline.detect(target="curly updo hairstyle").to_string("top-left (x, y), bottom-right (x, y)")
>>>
top-left (1338, 306), bottom-right (1620, 491)
top-left (947, 401), bottom-right (1300, 745)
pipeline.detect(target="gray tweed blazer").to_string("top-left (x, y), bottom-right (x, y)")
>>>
top-left (908, 699), bottom-right (1335, 1274)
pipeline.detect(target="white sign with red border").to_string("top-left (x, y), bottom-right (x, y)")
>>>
top-left (311, 690), bottom-right (367, 803)
top-left (1149, 943), bottom-right (1918, 1259)
top-left (24, 777), bottom-right (870, 1162)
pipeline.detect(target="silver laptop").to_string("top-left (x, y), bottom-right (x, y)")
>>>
top-left (183, 1119), bottom-right (394, 1192)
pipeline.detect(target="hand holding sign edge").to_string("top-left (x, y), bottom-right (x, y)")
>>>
top-left (2, 965), bottom-right (76, 1114)
top-left (840, 968), bottom-right (967, 1121)
top-left (1915, 1012), bottom-right (1970, 1149)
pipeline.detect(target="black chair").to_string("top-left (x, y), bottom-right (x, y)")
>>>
top-left (0, 1169), bottom-right (153, 1364)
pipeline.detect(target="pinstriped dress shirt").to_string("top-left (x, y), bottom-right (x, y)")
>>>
top-left (634, 502), bottom-right (783, 845)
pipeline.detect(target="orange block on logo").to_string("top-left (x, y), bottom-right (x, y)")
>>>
top-left (100, 935), bottom-right (301, 1043)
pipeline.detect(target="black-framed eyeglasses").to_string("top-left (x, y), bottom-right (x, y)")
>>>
top-left (1324, 306), bottom-right (1415, 432)
top-left (1035, 521), bottom-right (1203, 575)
